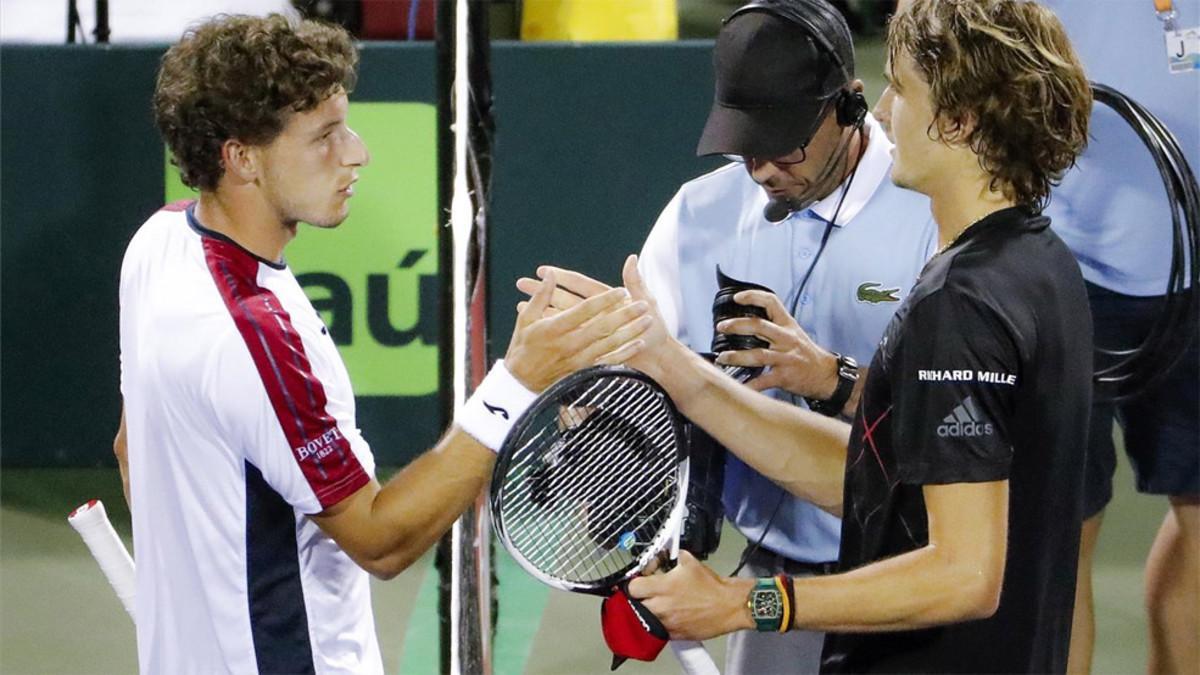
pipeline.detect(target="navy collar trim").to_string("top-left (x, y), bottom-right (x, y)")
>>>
top-left (186, 203), bottom-right (287, 271)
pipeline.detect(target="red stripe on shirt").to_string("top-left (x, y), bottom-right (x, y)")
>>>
top-left (202, 237), bottom-right (368, 510)
top-left (160, 199), bottom-right (195, 212)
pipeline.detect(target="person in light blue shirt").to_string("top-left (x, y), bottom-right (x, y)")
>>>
top-left (1040, 1), bottom-right (1199, 673)
top-left (637, 2), bottom-right (935, 671)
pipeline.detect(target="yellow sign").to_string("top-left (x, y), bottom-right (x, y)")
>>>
top-left (521, 0), bottom-right (678, 41)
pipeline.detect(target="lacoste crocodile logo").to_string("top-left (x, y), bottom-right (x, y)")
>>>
top-left (856, 282), bottom-right (901, 304)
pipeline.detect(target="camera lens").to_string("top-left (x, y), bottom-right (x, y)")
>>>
top-left (711, 267), bottom-right (774, 373)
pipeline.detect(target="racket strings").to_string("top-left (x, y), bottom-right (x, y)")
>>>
top-left (502, 394), bottom-right (677, 528)
top-left (557, 489), bottom-right (678, 580)
top-left (501, 380), bottom-right (668, 517)
top-left (496, 375), bottom-right (682, 586)
top-left (504, 401), bottom-right (674, 567)
top-left (504, 432), bottom-right (670, 540)
top-left (501, 378), bottom-right (647, 501)
top-left (512, 461), bottom-right (673, 581)
top-left (534, 448), bottom-right (676, 578)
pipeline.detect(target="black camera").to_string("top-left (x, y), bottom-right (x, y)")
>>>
top-left (678, 416), bottom-right (725, 559)
top-left (710, 266), bottom-right (776, 381)
top-left (679, 268), bottom-right (783, 559)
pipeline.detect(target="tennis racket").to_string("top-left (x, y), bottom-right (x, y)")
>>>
top-left (68, 499), bottom-right (136, 622)
top-left (490, 365), bottom-right (719, 674)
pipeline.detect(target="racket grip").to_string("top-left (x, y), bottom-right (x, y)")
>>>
top-left (670, 640), bottom-right (720, 675)
top-left (68, 499), bottom-right (136, 622)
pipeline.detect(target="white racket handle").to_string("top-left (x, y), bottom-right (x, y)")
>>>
top-left (68, 500), bottom-right (136, 622)
top-left (670, 640), bottom-right (720, 675)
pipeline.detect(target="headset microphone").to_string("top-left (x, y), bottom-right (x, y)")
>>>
top-left (763, 198), bottom-right (794, 223)
top-left (759, 121), bottom-right (858, 224)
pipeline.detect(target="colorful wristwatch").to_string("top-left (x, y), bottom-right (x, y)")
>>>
top-left (747, 577), bottom-right (785, 632)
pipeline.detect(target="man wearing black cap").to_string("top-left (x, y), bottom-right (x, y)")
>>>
top-left (521, 1), bottom-right (935, 671)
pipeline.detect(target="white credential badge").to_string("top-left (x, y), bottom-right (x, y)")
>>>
top-left (1165, 26), bottom-right (1200, 73)
top-left (1158, 0), bottom-right (1200, 74)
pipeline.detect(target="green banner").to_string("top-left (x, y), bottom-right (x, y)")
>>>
top-left (166, 102), bottom-right (439, 396)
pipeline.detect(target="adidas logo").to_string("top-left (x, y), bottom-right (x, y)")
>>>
top-left (936, 397), bottom-right (994, 438)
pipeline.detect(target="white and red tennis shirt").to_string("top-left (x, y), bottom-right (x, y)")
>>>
top-left (119, 201), bottom-right (382, 674)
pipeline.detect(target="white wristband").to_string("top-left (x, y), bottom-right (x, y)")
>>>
top-left (457, 360), bottom-right (538, 452)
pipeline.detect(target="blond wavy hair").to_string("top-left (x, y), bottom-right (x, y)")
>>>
top-left (888, 0), bottom-right (1091, 208)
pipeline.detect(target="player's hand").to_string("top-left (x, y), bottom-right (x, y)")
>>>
top-left (504, 270), bottom-right (652, 392)
top-left (515, 266), bottom-right (612, 317)
top-left (714, 289), bottom-right (839, 399)
top-left (515, 258), bottom-right (688, 385)
top-left (627, 551), bottom-right (755, 641)
top-left (618, 255), bottom-right (684, 383)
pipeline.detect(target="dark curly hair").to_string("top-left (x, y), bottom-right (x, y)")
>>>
top-left (153, 14), bottom-right (358, 191)
top-left (887, 0), bottom-right (1091, 209)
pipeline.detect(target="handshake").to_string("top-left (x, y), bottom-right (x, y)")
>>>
top-left (508, 255), bottom-right (841, 405)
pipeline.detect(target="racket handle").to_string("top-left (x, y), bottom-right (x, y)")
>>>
top-left (68, 499), bottom-right (136, 622)
top-left (670, 640), bottom-right (720, 675)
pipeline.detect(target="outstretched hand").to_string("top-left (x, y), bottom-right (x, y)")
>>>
top-left (515, 265), bottom-right (613, 316)
top-left (514, 256), bottom-right (682, 383)
top-left (504, 269), bottom-right (652, 392)
top-left (626, 551), bottom-right (754, 642)
top-left (714, 289), bottom-right (838, 399)
top-left (618, 255), bottom-right (678, 382)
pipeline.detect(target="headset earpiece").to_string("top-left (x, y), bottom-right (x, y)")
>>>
top-left (836, 89), bottom-right (868, 128)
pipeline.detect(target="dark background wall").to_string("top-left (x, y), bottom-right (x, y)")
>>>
top-left (488, 42), bottom-right (724, 373)
top-left (0, 41), bottom-right (720, 466)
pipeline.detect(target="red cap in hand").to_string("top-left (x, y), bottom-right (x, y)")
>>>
top-left (600, 587), bottom-right (669, 670)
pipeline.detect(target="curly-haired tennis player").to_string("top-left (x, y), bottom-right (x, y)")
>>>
top-left (114, 14), bottom-right (650, 673)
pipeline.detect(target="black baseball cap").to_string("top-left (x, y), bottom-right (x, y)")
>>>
top-left (696, 2), bottom-right (854, 158)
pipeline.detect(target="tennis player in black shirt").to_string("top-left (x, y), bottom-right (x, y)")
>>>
top-left (525, 0), bottom-right (1095, 672)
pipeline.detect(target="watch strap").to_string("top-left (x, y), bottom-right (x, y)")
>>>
top-left (806, 352), bottom-right (858, 417)
top-left (778, 574), bottom-right (794, 633)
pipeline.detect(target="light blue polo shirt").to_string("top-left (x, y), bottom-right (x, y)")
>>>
top-left (1042, 0), bottom-right (1198, 296)
top-left (639, 115), bottom-right (936, 562)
